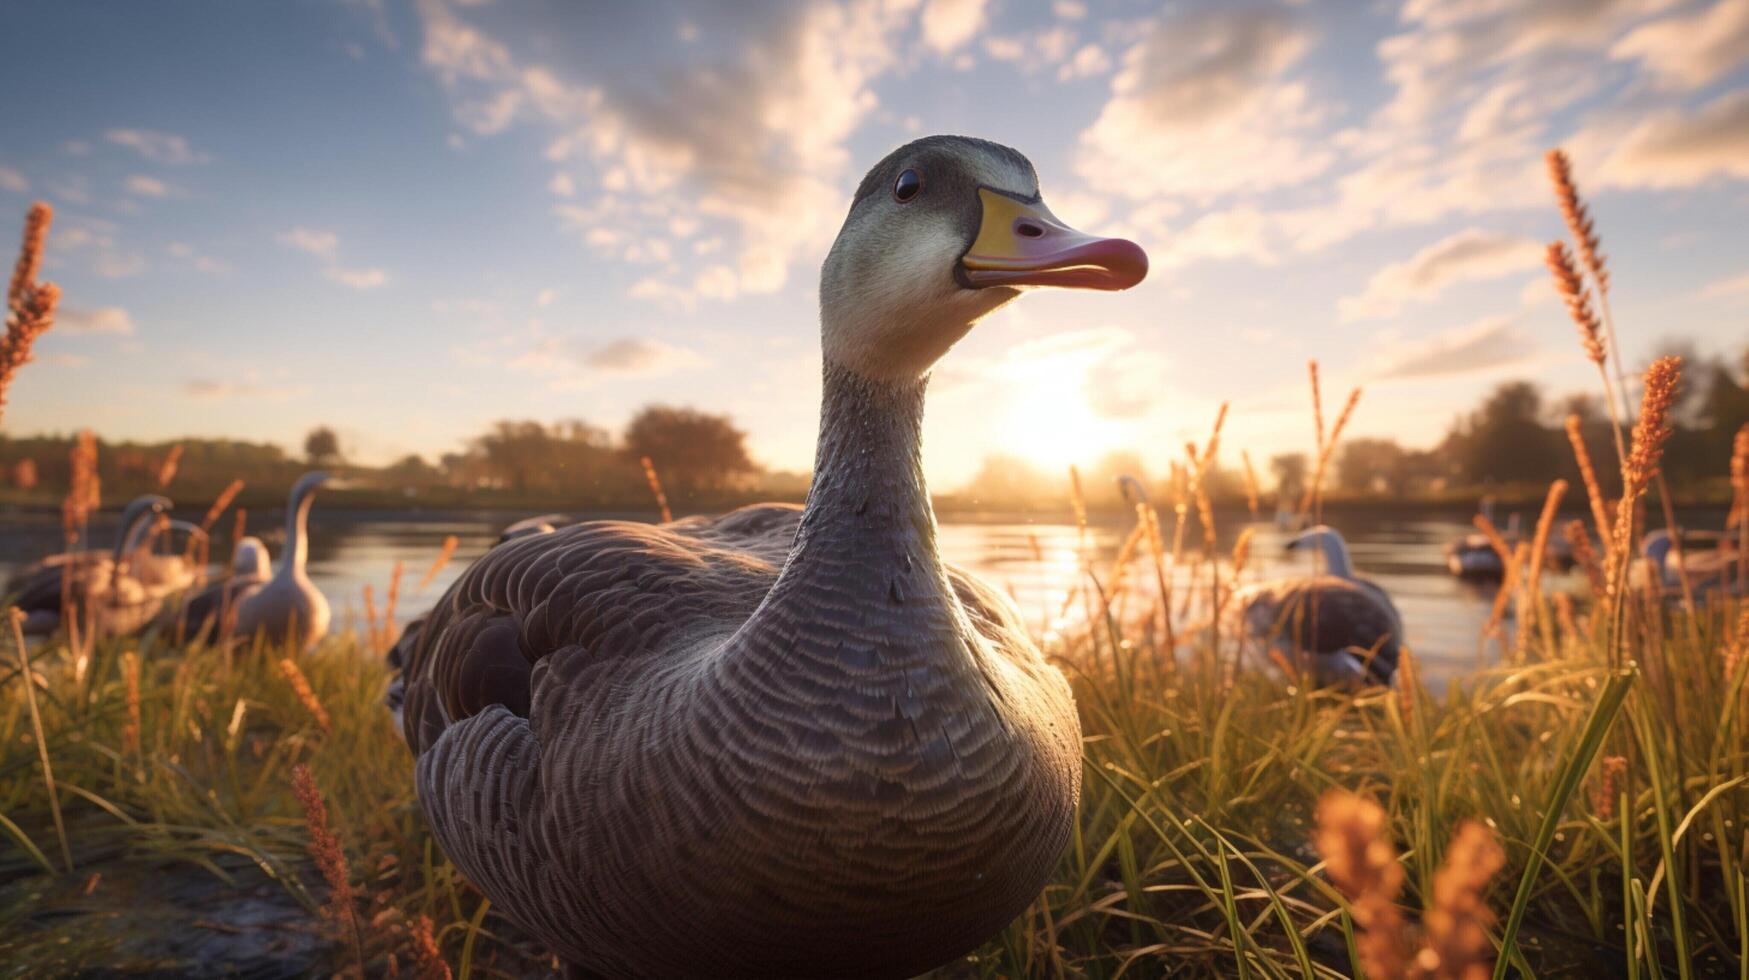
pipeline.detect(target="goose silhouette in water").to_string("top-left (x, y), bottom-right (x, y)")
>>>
top-left (388, 135), bottom-right (1146, 979)
top-left (8, 494), bottom-right (178, 637)
top-left (226, 472), bottom-right (332, 651)
top-left (1228, 525), bottom-right (1404, 687)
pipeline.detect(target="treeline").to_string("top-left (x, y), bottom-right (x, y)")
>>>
top-left (0, 405), bottom-right (805, 513)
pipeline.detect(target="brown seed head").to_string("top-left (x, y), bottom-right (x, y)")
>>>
top-left (1546, 149), bottom-right (1608, 293)
top-left (1413, 821), bottom-right (1505, 980)
top-left (1624, 356), bottom-right (1681, 498)
top-left (1589, 755), bottom-right (1629, 821)
top-left (1546, 242), bottom-right (1605, 366)
top-left (7, 202), bottom-right (53, 309)
top-left (1315, 790), bottom-right (1409, 979)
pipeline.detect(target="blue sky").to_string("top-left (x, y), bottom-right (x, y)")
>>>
top-left (2, 0), bottom-right (1746, 486)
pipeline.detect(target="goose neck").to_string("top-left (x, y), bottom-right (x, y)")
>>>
top-left (280, 485), bottom-right (316, 579)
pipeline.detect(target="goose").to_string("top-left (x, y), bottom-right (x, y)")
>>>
top-left (161, 536), bottom-right (272, 642)
top-left (8, 494), bottom-right (174, 637)
top-left (1228, 525), bottom-right (1403, 687)
top-left (390, 135), bottom-right (1145, 978)
top-left (1634, 529), bottom-right (1744, 599)
top-left (229, 472), bottom-right (332, 651)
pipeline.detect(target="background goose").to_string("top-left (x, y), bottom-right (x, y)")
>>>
top-left (9, 494), bottom-right (173, 637)
top-left (1635, 529), bottom-right (1745, 599)
top-left (230, 472), bottom-right (331, 651)
top-left (391, 135), bottom-right (1145, 978)
top-left (162, 536), bottom-right (271, 642)
top-left (1229, 525), bottom-right (1404, 687)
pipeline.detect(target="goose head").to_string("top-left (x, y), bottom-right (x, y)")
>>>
top-left (116, 494), bottom-right (173, 557)
top-left (820, 135), bottom-right (1146, 380)
top-left (1287, 524), bottom-right (1356, 580)
top-left (1642, 529), bottom-right (1675, 575)
top-left (232, 536), bottom-right (271, 578)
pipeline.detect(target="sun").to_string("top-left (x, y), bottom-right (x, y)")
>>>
top-left (998, 370), bottom-right (1120, 470)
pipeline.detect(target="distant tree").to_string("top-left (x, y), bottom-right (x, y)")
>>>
top-left (305, 426), bottom-right (342, 465)
top-left (1336, 439), bottom-right (1408, 494)
top-left (1443, 381), bottom-right (1563, 485)
top-left (1270, 452), bottom-right (1308, 502)
top-left (623, 406), bottom-right (756, 493)
top-left (385, 454), bottom-right (438, 485)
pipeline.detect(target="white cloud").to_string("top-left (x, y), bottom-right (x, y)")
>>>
top-left (1052, 0), bottom-right (1086, 21)
top-left (105, 128), bottom-right (209, 165)
top-left (182, 375), bottom-right (310, 401)
top-left (1596, 90), bottom-right (1749, 189)
top-left (124, 174), bottom-right (172, 198)
top-left (168, 242), bottom-right (228, 274)
top-left (279, 227), bottom-right (340, 258)
top-left (0, 167), bottom-right (26, 193)
top-left (548, 172), bottom-right (576, 197)
top-left (93, 252), bottom-right (147, 278)
top-left (507, 334), bottom-right (705, 382)
top-left (1611, 0), bottom-right (1749, 91)
top-left (921, 0), bottom-right (988, 53)
top-left (1702, 271), bottom-right (1749, 299)
top-left (1058, 44), bottom-right (1111, 81)
top-left (414, 0), bottom-right (920, 305)
top-left (1340, 229), bottom-right (1544, 321)
top-left (58, 306), bottom-right (136, 335)
top-left (1077, 8), bottom-right (1331, 202)
top-left (1365, 316), bottom-right (1537, 381)
top-left (325, 266), bottom-right (388, 290)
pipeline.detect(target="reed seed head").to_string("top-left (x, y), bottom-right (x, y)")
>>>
top-left (1589, 755), bottom-right (1628, 821)
top-left (1624, 356), bottom-right (1681, 499)
top-left (1547, 241), bottom-right (1606, 367)
top-left (1414, 821), bottom-right (1505, 980)
top-left (1546, 149), bottom-right (1608, 293)
top-left (1315, 789), bottom-right (1409, 979)
top-left (278, 657), bottom-right (332, 733)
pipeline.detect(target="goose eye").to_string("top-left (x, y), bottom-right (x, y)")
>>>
top-left (892, 168), bottom-right (922, 202)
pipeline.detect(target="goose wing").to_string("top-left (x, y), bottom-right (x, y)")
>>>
top-left (396, 503), bottom-right (801, 754)
top-left (1231, 575), bottom-right (1401, 681)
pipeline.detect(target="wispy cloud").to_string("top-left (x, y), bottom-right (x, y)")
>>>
top-left (1367, 316), bottom-right (1537, 381)
top-left (58, 306), bottom-right (136, 335)
top-left (123, 174), bottom-right (173, 198)
top-left (1611, 0), bottom-right (1749, 91)
top-left (1341, 229), bottom-right (1544, 321)
top-left (325, 266), bottom-right (388, 290)
top-left (0, 167), bottom-right (26, 193)
top-left (105, 128), bottom-right (208, 165)
top-left (507, 334), bottom-right (705, 383)
top-left (1598, 91), bottom-right (1749, 189)
top-left (921, 0), bottom-right (989, 53)
top-left (279, 227), bottom-right (340, 258)
top-left (182, 375), bottom-right (310, 401)
top-left (1702, 271), bottom-right (1749, 299)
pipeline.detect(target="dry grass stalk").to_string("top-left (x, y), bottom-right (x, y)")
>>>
top-left (1299, 387), bottom-right (1364, 515)
top-left (1486, 543), bottom-right (1529, 642)
top-left (1563, 519), bottom-right (1605, 597)
top-left (639, 455), bottom-right (673, 524)
top-left (1547, 242), bottom-right (1606, 367)
top-left (1472, 514), bottom-right (1512, 568)
top-left (10, 609), bottom-right (74, 871)
top-left (120, 650), bottom-right (142, 755)
top-left (199, 479), bottom-right (246, 533)
top-left (1732, 423), bottom-right (1748, 588)
top-left (1230, 527), bottom-right (1254, 578)
top-left (1240, 449), bottom-right (1261, 521)
top-left (1623, 356), bottom-right (1681, 500)
top-left (1315, 790), bottom-right (1408, 978)
top-left (1519, 480), bottom-right (1568, 648)
top-left (380, 561), bottom-right (404, 653)
top-left (1546, 149), bottom-right (1607, 294)
top-left (362, 585), bottom-right (379, 650)
top-left (1, 203), bottom-right (59, 423)
top-left (407, 914), bottom-right (451, 980)
top-left (290, 763), bottom-right (364, 968)
top-left (1412, 821), bottom-right (1505, 980)
top-left (1590, 755), bottom-right (1629, 821)
top-left (1396, 648), bottom-right (1418, 723)
top-left (7, 202), bottom-right (53, 308)
top-left (278, 658), bottom-right (332, 733)
top-left (1564, 415), bottom-right (1613, 539)
top-left (155, 445), bottom-right (183, 488)
top-left (417, 534), bottom-right (459, 592)
top-left (1308, 360), bottom-right (1326, 457)
top-left (1553, 591), bottom-right (1581, 642)
top-left (62, 429), bottom-right (100, 542)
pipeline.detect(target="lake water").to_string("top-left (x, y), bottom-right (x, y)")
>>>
top-left (4, 504), bottom-right (1707, 688)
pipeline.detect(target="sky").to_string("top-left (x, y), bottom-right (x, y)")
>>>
top-left (1, 0), bottom-right (1746, 488)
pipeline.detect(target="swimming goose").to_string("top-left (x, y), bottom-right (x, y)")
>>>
top-left (161, 536), bottom-right (272, 642)
top-left (9, 494), bottom-right (174, 637)
top-left (391, 135), bottom-right (1145, 978)
top-left (230, 472), bottom-right (331, 651)
top-left (1229, 525), bottom-right (1403, 686)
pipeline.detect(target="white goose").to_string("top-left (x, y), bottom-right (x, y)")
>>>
top-left (229, 472), bottom-right (332, 651)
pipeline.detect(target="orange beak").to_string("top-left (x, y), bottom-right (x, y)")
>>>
top-left (959, 188), bottom-right (1148, 291)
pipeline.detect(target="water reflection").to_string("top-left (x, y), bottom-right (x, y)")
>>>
top-left (0, 506), bottom-right (1666, 689)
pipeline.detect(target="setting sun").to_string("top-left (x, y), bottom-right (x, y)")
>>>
top-left (999, 372), bottom-right (1120, 470)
